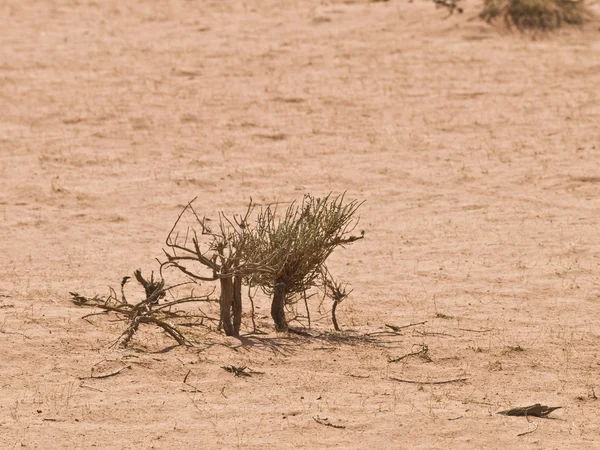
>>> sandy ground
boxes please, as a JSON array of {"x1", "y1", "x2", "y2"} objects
[{"x1": 2, "y1": 0, "x2": 600, "y2": 448}]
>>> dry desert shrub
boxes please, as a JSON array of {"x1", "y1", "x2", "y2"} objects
[
  {"x1": 160, "y1": 199, "x2": 262, "y2": 337},
  {"x1": 480, "y1": 0, "x2": 591, "y2": 30},
  {"x1": 161, "y1": 193, "x2": 364, "y2": 335},
  {"x1": 244, "y1": 193, "x2": 364, "y2": 331},
  {"x1": 74, "y1": 193, "x2": 364, "y2": 344}
]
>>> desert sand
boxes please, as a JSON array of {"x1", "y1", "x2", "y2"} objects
[{"x1": 1, "y1": 0, "x2": 600, "y2": 448}]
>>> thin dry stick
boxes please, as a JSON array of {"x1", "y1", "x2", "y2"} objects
[
  {"x1": 247, "y1": 284, "x2": 258, "y2": 333},
  {"x1": 221, "y1": 365, "x2": 252, "y2": 377},
  {"x1": 331, "y1": 299, "x2": 340, "y2": 331},
  {"x1": 79, "y1": 365, "x2": 131, "y2": 380},
  {"x1": 517, "y1": 421, "x2": 539, "y2": 437},
  {"x1": 181, "y1": 369, "x2": 202, "y2": 393},
  {"x1": 388, "y1": 344, "x2": 430, "y2": 363},
  {"x1": 81, "y1": 311, "x2": 109, "y2": 321},
  {"x1": 303, "y1": 290, "x2": 311, "y2": 329},
  {"x1": 79, "y1": 383, "x2": 103, "y2": 392},
  {"x1": 389, "y1": 376, "x2": 468, "y2": 385},
  {"x1": 385, "y1": 321, "x2": 427, "y2": 332},
  {"x1": 415, "y1": 330, "x2": 456, "y2": 337},
  {"x1": 313, "y1": 416, "x2": 346, "y2": 429},
  {"x1": 0, "y1": 330, "x2": 31, "y2": 339}
]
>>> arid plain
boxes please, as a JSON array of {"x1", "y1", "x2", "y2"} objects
[{"x1": 1, "y1": 0, "x2": 600, "y2": 448}]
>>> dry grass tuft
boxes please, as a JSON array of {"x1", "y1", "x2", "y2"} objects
[{"x1": 480, "y1": 0, "x2": 592, "y2": 30}]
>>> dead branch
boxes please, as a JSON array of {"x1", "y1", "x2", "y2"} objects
[
  {"x1": 72, "y1": 273, "x2": 215, "y2": 348},
  {"x1": 160, "y1": 198, "x2": 263, "y2": 336}
]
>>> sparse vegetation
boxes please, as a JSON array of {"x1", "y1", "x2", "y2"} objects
[
  {"x1": 160, "y1": 199, "x2": 260, "y2": 337},
  {"x1": 244, "y1": 193, "x2": 364, "y2": 331},
  {"x1": 480, "y1": 0, "x2": 591, "y2": 30},
  {"x1": 73, "y1": 193, "x2": 364, "y2": 344},
  {"x1": 70, "y1": 269, "x2": 217, "y2": 347}
]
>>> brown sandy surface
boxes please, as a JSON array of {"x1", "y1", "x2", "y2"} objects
[{"x1": 2, "y1": 0, "x2": 600, "y2": 448}]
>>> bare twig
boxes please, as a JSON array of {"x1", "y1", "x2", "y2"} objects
[
  {"x1": 72, "y1": 276, "x2": 213, "y2": 348},
  {"x1": 79, "y1": 365, "x2": 131, "y2": 380},
  {"x1": 385, "y1": 321, "x2": 427, "y2": 332},
  {"x1": 321, "y1": 267, "x2": 353, "y2": 331},
  {"x1": 389, "y1": 376, "x2": 468, "y2": 385},
  {"x1": 247, "y1": 284, "x2": 258, "y2": 333},
  {"x1": 414, "y1": 330, "x2": 456, "y2": 337},
  {"x1": 81, "y1": 311, "x2": 109, "y2": 320},
  {"x1": 313, "y1": 416, "x2": 346, "y2": 429},
  {"x1": 78, "y1": 383, "x2": 104, "y2": 392},
  {"x1": 388, "y1": 344, "x2": 431, "y2": 363},
  {"x1": 0, "y1": 329, "x2": 31, "y2": 339},
  {"x1": 517, "y1": 421, "x2": 539, "y2": 436},
  {"x1": 221, "y1": 365, "x2": 252, "y2": 377}
]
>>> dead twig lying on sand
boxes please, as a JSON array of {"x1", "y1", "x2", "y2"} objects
[
  {"x1": 497, "y1": 404, "x2": 562, "y2": 417},
  {"x1": 221, "y1": 365, "x2": 265, "y2": 377},
  {"x1": 313, "y1": 416, "x2": 346, "y2": 429},
  {"x1": 517, "y1": 422, "x2": 539, "y2": 437},
  {"x1": 496, "y1": 405, "x2": 561, "y2": 438},
  {"x1": 388, "y1": 344, "x2": 431, "y2": 363},
  {"x1": 390, "y1": 376, "x2": 468, "y2": 385},
  {"x1": 221, "y1": 365, "x2": 252, "y2": 377},
  {"x1": 78, "y1": 365, "x2": 131, "y2": 380},
  {"x1": 385, "y1": 321, "x2": 427, "y2": 332}
]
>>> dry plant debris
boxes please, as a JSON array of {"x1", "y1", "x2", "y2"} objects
[
  {"x1": 385, "y1": 321, "x2": 427, "y2": 332},
  {"x1": 320, "y1": 267, "x2": 353, "y2": 332},
  {"x1": 78, "y1": 365, "x2": 131, "y2": 380},
  {"x1": 497, "y1": 404, "x2": 562, "y2": 417},
  {"x1": 220, "y1": 365, "x2": 264, "y2": 377},
  {"x1": 313, "y1": 415, "x2": 346, "y2": 429},
  {"x1": 480, "y1": 0, "x2": 592, "y2": 30},
  {"x1": 71, "y1": 269, "x2": 217, "y2": 347},
  {"x1": 388, "y1": 344, "x2": 432, "y2": 363},
  {"x1": 74, "y1": 194, "x2": 364, "y2": 339},
  {"x1": 389, "y1": 376, "x2": 468, "y2": 385},
  {"x1": 244, "y1": 193, "x2": 364, "y2": 331},
  {"x1": 434, "y1": 0, "x2": 464, "y2": 15}
]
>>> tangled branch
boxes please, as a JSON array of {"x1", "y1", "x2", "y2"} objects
[{"x1": 71, "y1": 270, "x2": 217, "y2": 347}]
